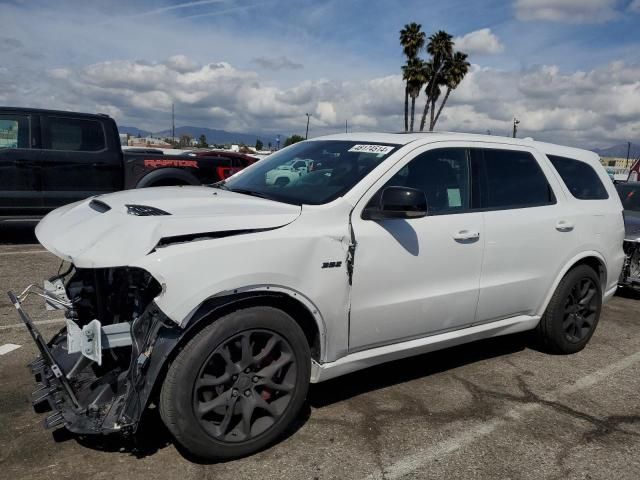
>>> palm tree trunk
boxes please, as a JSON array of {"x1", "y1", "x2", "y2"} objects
[
  {"x1": 432, "y1": 88, "x2": 451, "y2": 130},
  {"x1": 429, "y1": 98, "x2": 437, "y2": 131},
  {"x1": 419, "y1": 96, "x2": 430, "y2": 131},
  {"x1": 420, "y1": 77, "x2": 438, "y2": 131},
  {"x1": 404, "y1": 84, "x2": 409, "y2": 132},
  {"x1": 410, "y1": 96, "x2": 416, "y2": 131}
]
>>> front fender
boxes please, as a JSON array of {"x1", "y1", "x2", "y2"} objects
[{"x1": 134, "y1": 223, "x2": 353, "y2": 363}]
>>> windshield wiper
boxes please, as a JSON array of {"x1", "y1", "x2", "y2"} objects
[
  {"x1": 210, "y1": 181, "x2": 229, "y2": 190},
  {"x1": 228, "y1": 188, "x2": 274, "y2": 200}
]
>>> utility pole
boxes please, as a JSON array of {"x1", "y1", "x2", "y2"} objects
[
  {"x1": 626, "y1": 141, "x2": 631, "y2": 168},
  {"x1": 171, "y1": 103, "x2": 175, "y2": 144},
  {"x1": 305, "y1": 113, "x2": 311, "y2": 139},
  {"x1": 345, "y1": 119, "x2": 348, "y2": 134},
  {"x1": 512, "y1": 117, "x2": 520, "y2": 138}
]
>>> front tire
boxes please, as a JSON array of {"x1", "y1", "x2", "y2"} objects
[
  {"x1": 160, "y1": 306, "x2": 311, "y2": 461},
  {"x1": 535, "y1": 265, "x2": 602, "y2": 354}
]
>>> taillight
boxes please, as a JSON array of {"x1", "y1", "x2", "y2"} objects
[{"x1": 216, "y1": 167, "x2": 241, "y2": 179}]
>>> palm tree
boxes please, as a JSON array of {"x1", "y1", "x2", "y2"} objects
[
  {"x1": 402, "y1": 59, "x2": 428, "y2": 131},
  {"x1": 399, "y1": 23, "x2": 425, "y2": 132},
  {"x1": 431, "y1": 52, "x2": 470, "y2": 130},
  {"x1": 419, "y1": 30, "x2": 453, "y2": 131}
]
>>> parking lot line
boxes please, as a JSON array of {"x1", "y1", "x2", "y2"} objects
[
  {"x1": 0, "y1": 344, "x2": 21, "y2": 355},
  {"x1": 0, "y1": 318, "x2": 65, "y2": 330},
  {"x1": 364, "y1": 349, "x2": 640, "y2": 480},
  {"x1": 0, "y1": 250, "x2": 48, "y2": 255}
]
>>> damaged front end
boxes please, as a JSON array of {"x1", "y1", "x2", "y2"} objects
[
  {"x1": 620, "y1": 239, "x2": 640, "y2": 288},
  {"x1": 8, "y1": 266, "x2": 180, "y2": 435}
]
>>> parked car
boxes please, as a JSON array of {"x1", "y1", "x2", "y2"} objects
[
  {"x1": 616, "y1": 181, "x2": 640, "y2": 289},
  {"x1": 10, "y1": 133, "x2": 625, "y2": 461},
  {"x1": 0, "y1": 107, "x2": 253, "y2": 221},
  {"x1": 193, "y1": 150, "x2": 259, "y2": 180},
  {"x1": 265, "y1": 158, "x2": 313, "y2": 185}
]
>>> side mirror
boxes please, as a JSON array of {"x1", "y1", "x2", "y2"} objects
[{"x1": 363, "y1": 186, "x2": 428, "y2": 220}]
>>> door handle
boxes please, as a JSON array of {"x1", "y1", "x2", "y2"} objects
[
  {"x1": 453, "y1": 230, "x2": 480, "y2": 241},
  {"x1": 555, "y1": 220, "x2": 574, "y2": 232}
]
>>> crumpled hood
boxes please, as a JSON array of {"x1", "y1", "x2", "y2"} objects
[
  {"x1": 35, "y1": 186, "x2": 301, "y2": 268},
  {"x1": 624, "y1": 211, "x2": 640, "y2": 241}
]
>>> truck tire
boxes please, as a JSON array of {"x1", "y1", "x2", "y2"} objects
[
  {"x1": 136, "y1": 168, "x2": 200, "y2": 188},
  {"x1": 159, "y1": 306, "x2": 311, "y2": 461},
  {"x1": 535, "y1": 264, "x2": 602, "y2": 354}
]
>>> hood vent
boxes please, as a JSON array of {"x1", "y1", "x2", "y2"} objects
[
  {"x1": 90, "y1": 199, "x2": 111, "y2": 213},
  {"x1": 126, "y1": 204, "x2": 171, "y2": 216}
]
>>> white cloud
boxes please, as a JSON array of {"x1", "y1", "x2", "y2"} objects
[
  {"x1": 315, "y1": 101, "x2": 337, "y2": 125},
  {"x1": 165, "y1": 55, "x2": 200, "y2": 73},
  {"x1": 630, "y1": 0, "x2": 640, "y2": 11},
  {"x1": 514, "y1": 0, "x2": 619, "y2": 23},
  {"x1": 454, "y1": 28, "x2": 504, "y2": 55},
  {"x1": 32, "y1": 55, "x2": 640, "y2": 148},
  {"x1": 253, "y1": 55, "x2": 303, "y2": 71}
]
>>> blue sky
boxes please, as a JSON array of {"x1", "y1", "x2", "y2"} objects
[{"x1": 1, "y1": 0, "x2": 640, "y2": 147}]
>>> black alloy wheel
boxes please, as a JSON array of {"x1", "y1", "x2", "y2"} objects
[
  {"x1": 160, "y1": 306, "x2": 311, "y2": 461},
  {"x1": 562, "y1": 277, "x2": 598, "y2": 344},
  {"x1": 536, "y1": 264, "x2": 602, "y2": 354},
  {"x1": 193, "y1": 329, "x2": 297, "y2": 442}
]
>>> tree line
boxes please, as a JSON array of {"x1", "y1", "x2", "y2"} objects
[{"x1": 400, "y1": 23, "x2": 470, "y2": 132}]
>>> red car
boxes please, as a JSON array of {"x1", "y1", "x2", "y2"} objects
[{"x1": 193, "y1": 150, "x2": 259, "y2": 180}]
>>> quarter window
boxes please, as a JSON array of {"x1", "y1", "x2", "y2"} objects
[
  {"x1": 42, "y1": 116, "x2": 106, "y2": 152},
  {"x1": 0, "y1": 115, "x2": 29, "y2": 149},
  {"x1": 379, "y1": 148, "x2": 470, "y2": 214},
  {"x1": 477, "y1": 149, "x2": 555, "y2": 209},
  {"x1": 548, "y1": 155, "x2": 609, "y2": 200}
]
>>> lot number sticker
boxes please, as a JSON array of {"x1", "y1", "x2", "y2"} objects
[{"x1": 348, "y1": 144, "x2": 395, "y2": 155}]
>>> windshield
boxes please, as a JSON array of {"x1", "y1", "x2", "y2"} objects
[
  {"x1": 617, "y1": 183, "x2": 640, "y2": 212},
  {"x1": 219, "y1": 140, "x2": 400, "y2": 205}
]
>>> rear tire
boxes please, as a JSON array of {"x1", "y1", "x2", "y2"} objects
[
  {"x1": 159, "y1": 306, "x2": 310, "y2": 461},
  {"x1": 535, "y1": 265, "x2": 602, "y2": 354}
]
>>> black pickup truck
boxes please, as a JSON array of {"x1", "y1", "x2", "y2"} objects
[{"x1": 0, "y1": 107, "x2": 257, "y2": 221}]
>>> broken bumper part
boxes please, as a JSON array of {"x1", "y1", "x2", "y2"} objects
[
  {"x1": 7, "y1": 290, "x2": 176, "y2": 436},
  {"x1": 8, "y1": 290, "x2": 80, "y2": 411}
]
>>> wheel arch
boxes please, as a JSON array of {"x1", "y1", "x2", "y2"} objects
[
  {"x1": 140, "y1": 288, "x2": 325, "y2": 412},
  {"x1": 185, "y1": 288, "x2": 326, "y2": 362},
  {"x1": 539, "y1": 251, "x2": 607, "y2": 316},
  {"x1": 136, "y1": 167, "x2": 200, "y2": 188}
]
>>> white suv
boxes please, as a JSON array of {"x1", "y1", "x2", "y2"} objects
[{"x1": 12, "y1": 133, "x2": 626, "y2": 461}]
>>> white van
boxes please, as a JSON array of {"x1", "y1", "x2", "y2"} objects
[{"x1": 11, "y1": 132, "x2": 626, "y2": 460}]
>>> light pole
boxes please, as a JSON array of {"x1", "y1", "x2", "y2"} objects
[
  {"x1": 512, "y1": 117, "x2": 520, "y2": 138},
  {"x1": 305, "y1": 113, "x2": 311, "y2": 139}
]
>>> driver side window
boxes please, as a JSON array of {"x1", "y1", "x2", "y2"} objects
[{"x1": 369, "y1": 148, "x2": 471, "y2": 215}]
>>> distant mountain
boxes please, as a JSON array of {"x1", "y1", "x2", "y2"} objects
[
  {"x1": 118, "y1": 126, "x2": 152, "y2": 137},
  {"x1": 593, "y1": 144, "x2": 640, "y2": 159},
  {"x1": 154, "y1": 126, "x2": 266, "y2": 145}
]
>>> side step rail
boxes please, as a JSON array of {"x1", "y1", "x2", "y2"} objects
[{"x1": 7, "y1": 290, "x2": 80, "y2": 409}]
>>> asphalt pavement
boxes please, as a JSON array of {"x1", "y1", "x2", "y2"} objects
[{"x1": 1, "y1": 223, "x2": 639, "y2": 480}]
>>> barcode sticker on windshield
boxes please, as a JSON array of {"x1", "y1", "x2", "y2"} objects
[{"x1": 348, "y1": 144, "x2": 395, "y2": 155}]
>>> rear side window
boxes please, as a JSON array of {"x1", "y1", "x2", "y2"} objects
[
  {"x1": 0, "y1": 114, "x2": 30, "y2": 149},
  {"x1": 548, "y1": 155, "x2": 609, "y2": 200},
  {"x1": 42, "y1": 116, "x2": 106, "y2": 152},
  {"x1": 476, "y1": 149, "x2": 555, "y2": 209}
]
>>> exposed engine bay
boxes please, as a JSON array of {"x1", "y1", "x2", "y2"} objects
[
  {"x1": 621, "y1": 240, "x2": 640, "y2": 288},
  {"x1": 9, "y1": 265, "x2": 180, "y2": 434}
]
